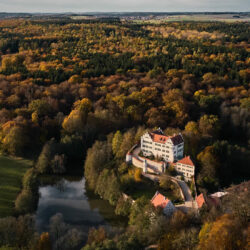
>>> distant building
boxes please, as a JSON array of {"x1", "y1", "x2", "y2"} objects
[
  {"x1": 196, "y1": 193, "x2": 206, "y2": 209},
  {"x1": 210, "y1": 191, "x2": 227, "y2": 198},
  {"x1": 151, "y1": 191, "x2": 176, "y2": 216},
  {"x1": 140, "y1": 128, "x2": 184, "y2": 162},
  {"x1": 174, "y1": 156, "x2": 195, "y2": 179},
  {"x1": 196, "y1": 192, "x2": 227, "y2": 209}
]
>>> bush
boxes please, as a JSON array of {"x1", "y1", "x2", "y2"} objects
[
  {"x1": 159, "y1": 175, "x2": 173, "y2": 190},
  {"x1": 22, "y1": 168, "x2": 39, "y2": 191},
  {"x1": 0, "y1": 215, "x2": 37, "y2": 249},
  {"x1": 115, "y1": 196, "x2": 132, "y2": 216},
  {"x1": 51, "y1": 154, "x2": 66, "y2": 174},
  {"x1": 134, "y1": 168, "x2": 142, "y2": 182},
  {"x1": 15, "y1": 190, "x2": 35, "y2": 214},
  {"x1": 15, "y1": 168, "x2": 39, "y2": 214},
  {"x1": 36, "y1": 141, "x2": 53, "y2": 174}
]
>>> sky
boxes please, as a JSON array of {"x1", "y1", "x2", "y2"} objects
[{"x1": 0, "y1": 0, "x2": 249, "y2": 13}]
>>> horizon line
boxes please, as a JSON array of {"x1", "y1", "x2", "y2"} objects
[{"x1": 1, "y1": 11, "x2": 250, "y2": 14}]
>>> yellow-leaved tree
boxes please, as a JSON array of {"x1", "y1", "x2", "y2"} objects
[
  {"x1": 62, "y1": 98, "x2": 92, "y2": 134},
  {"x1": 38, "y1": 232, "x2": 52, "y2": 250},
  {"x1": 198, "y1": 214, "x2": 247, "y2": 250}
]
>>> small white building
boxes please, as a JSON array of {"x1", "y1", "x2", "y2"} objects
[
  {"x1": 175, "y1": 156, "x2": 195, "y2": 179},
  {"x1": 140, "y1": 128, "x2": 184, "y2": 162},
  {"x1": 151, "y1": 191, "x2": 176, "y2": 216}
]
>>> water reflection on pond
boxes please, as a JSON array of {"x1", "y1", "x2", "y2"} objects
[{"x1": 36, "y1": 177, "x2": 127, "y2": 234}]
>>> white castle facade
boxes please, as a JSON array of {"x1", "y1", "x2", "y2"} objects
[
  {"x1": 126, "y1": 128, "x2": 195, "y2": 180},
  {"x1": 140, "y1": 128, "x2": 184, "y2": 162}
]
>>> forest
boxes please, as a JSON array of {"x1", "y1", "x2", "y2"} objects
[{"x1": 0, "y1": 18, "x2": 249, "y2": 249}]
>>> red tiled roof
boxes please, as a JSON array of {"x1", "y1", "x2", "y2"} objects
[
  {"x1": 151, "y1": 192, "x2": 170, "y2": 208},
  {"x1": 150, "y1": 133, "x2": 170, "y2": 144},
  {"x1": 196, "y1": 193, "x2": 205, "y2": 208},
  {"x1": 148, "y1": 129, "x2": 183, "y2": 145},
  {"x1": 177, "y1": 156, "x2": 194, "y2": 167}
]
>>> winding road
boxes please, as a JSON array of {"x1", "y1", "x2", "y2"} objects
[
  {"x1": 132, "y1": 145, "x2": 198, "y2": 211},
  {"x1": 142, "y1": 172, "x2": 198, "y2": 211}
]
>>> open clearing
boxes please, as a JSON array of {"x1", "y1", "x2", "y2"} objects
[
  {"x1": 0, "y1": 155, "x2": 33, "y2": 217},
  {"x1": 134, "y1": 14, "x2": 250, "y2": 23}
]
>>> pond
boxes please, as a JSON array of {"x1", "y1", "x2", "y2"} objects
[{"x1": 35, "y1": 176, "x2": 127, "y2": 236}]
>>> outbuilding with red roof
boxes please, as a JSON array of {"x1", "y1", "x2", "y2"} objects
[
  {"x1": 151, "y1": 191, "x2": 176, "y2": 216},
  {"x1": 175, "y1": 156, "x2": 195, "y2": 180}
]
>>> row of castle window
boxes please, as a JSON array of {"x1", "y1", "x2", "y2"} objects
[
  {"x1": 143, "y1": 140, "x2": 152, "y2": 144},
  {"x1": 177, "y1": 163, "x2": 193, "y2": 169},
  {"x1": 162, "y1": 150, "x2": 170, "y2": 153},
  {"x1": 143, "y1": 140, "x2": 172, "y2": 148},
  {"x1": 177, "y1": 167, "x2": 194, "y2": 173},
  {"x1": 155, "y1": 143, "x2": 171, "y2": 149},
  {"x1": 143, "y1": 141, "x2": 183, "y2": 151},
  {"x1": 142, "y1": 149, "x2": 152, "y2": 154},
  {"x1": 154, "y1": 147, "x2": 171, "y2": 153}
]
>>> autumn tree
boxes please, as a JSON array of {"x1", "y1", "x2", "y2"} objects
[
  {"x1": 197, "y1": 145, "x2": 219, "y2": 191},
  {"x1": 134, "y1": 168, "x2": 142, "y2": 182},
  {"x1": 84, "y1": 140, "x2": 112, "y2": 189},
  {"x1": 198, "y1": 114, "x2": 220, "y2": 137},
  {"x1": 87, "y1": 227, "x2": 107, "y2": 245},
  {"x1": 198, "y1": 214, "x2": 247, "y2": 250},
  {"x1": 1, "y1": 124, "x2": 29, "y2": 156},
  {"x1": 116, "y1": 129, "x2": 135, "y2": 158},
  {"x1": 28, "y1": 99, "x2": 52, "y2": 117},
  {"x1": 159, "y1": 175, "x2": 173, "y2": 190},
  {"x1": 112, "y1": 130, "x2": 123, "y2": 156},
  {"x1": 38, "y1": 232, "x2": 52, "y2": 250},
  {"x1": 62, "y1": 98, "x2": 92, "y2": 134},
  {"x1": 162, "y1": 89, "x2": 189, "y2": 126}
]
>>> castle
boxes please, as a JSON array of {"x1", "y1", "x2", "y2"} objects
[
  {"x1": 140, "y1": 128, "x2": 184, "y2": 162},
  {"x1": 126, "y1": 128, "x2": 195, "y2": 180}
]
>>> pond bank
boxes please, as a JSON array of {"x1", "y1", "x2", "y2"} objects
[{"x1": 35, "y1": 176, "x2": 128, "y2": 237}]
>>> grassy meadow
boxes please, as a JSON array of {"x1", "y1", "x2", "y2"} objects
[{"x1": 0, "y1": 155, "x2": 33, "y2": 217}]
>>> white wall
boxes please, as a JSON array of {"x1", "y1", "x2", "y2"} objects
[
  {"x1": 175, "y1": 163, "x2": 194, "y2": 179},
  {"x1": 141, "y1": 133, "x2": 184, "y2": 163}
]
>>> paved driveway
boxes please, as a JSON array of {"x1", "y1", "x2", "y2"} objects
[
  {"x1": 177, "y1": 180, "x2": 192, "y2": 202},
  {"x1": 142, "y1": 173, "x2": 198, "y2": 210},
  {"x1": 131, "y1": 146, "x2": 198, "y2": 211}
]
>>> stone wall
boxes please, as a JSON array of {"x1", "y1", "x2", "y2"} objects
[{"x1": 126, "y1": 145, "x2": 166, "y2": 174}]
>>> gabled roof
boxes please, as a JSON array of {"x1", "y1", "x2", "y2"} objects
[
  {"x1": 170, "y1": 134, "x2": 184, "y2": 145},
  {"x1": 177, "y1": 156, "x2": 194, "y2": 167},
  {"x1": 151, "y1": 128, "x2": 164, "y2": 135},
  {"x1": 144, "y1": 128, "x2": 183, "y2": 145},
  {"x1": 196, "y1": 193, "x2": 205, "y2": 208},
  {"x1": 151, "y1": 191, "x2": 171, "y2": 209},
  {"x1": 150, "y1": 133, "x2": 170, "y2": 144}
]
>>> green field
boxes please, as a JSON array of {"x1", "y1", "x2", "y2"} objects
[{"x1": 0, "y1": 155, "x2": 33, "y2": 217}]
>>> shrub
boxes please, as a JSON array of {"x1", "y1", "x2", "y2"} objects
[{"x1": 15, "y1": 190, "x2": 34, "y2": 214}]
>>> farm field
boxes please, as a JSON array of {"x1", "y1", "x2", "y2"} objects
[
  {"x1": 134, "y1": 14, "x2": 250, "y2": 23},
  {"x1": 0, "y1": 155, "x2": 33, "y2": 217}
]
